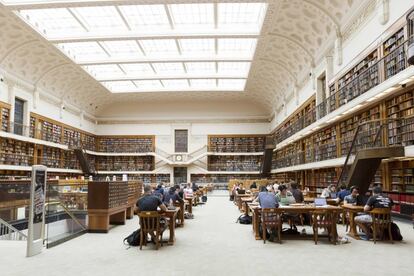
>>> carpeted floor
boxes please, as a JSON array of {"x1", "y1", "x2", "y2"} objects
[{"x1": 1, "y1": 190, "x2": 413, "y2": 276}]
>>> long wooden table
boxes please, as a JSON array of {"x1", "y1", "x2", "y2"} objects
[
  {"x1": 159, "y1": 208, "x2": 179, "y2": 245},
  {"x1": 235, "y1": 193, "x2": 253, "y2": 210},
  {"x1": 249, "y1": 203, "x2": 342, "y2": 242},
  {"x1": 241, "y1": 197, "x2": 254, "y2": 215},
  {"x1": 342, "y1": 204, "x2": 365, "y2": 240}
]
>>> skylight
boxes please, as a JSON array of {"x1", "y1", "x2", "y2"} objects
[{"x1": 8, "y1": 2, "x2": 268, "y2": 93}]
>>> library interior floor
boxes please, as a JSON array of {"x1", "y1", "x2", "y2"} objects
[
  {"x1": 1, "y1": 1, "x2": 414, "y2": 275},
  {"x1": 1, "y1": 191, "x2": 413, "y2": 276}
]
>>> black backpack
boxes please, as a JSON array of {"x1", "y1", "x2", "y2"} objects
[
  {"x1": 385, "y1": 222, "x2": 403, "y2": 241},
  {"x1": 202, "y1": 195, "x2": 207, "y2": 202},
  {"x1": 236, "y1": 214, "x2": 252, "y2": 224},
  {"x1": 123, "y1": 229, "x2": 141, "y2": 246}
]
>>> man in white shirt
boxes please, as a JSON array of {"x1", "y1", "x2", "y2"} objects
[{"x1": 183, "y1": 183, "x2": 194, "y2": 198}]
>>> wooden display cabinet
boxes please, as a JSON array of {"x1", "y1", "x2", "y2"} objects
[{"x1": 87, "y1": 181, "x2": 128, "y2": 233}]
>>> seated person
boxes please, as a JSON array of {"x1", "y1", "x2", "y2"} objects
[
  {"x1": 163, "y1": 187, "x2": 184, "y2": 207},
  {"x1": 183, "y1": 183, "x2": 194, "y2": 198},
  {"x1": 321, "y1": 184, "x2": 336, "y2": 198},
  {"x1": 191, "y1": 182, "x2": 199, "y2": 192},
  {"x1": 276, "y1": 185, "x2": 296, "y2": 206},
  {"x1": 337, "y1": 184, "x2": 351, "y2": 203},
  {"x1": 354, "y1": 186, "x2": 393, "y2": 239},
  {"x1": 344, "y1": 186, "x2": 363, "y2": 205},
  {"x1": 250, "y1": 181, "x2": 257, "y2": 190},
  {"x1": 174, "y1": 184, "x2": 184, "y2": 199},
  {"x1": 289, "y1": 182, "x2": 304, "y2": 203},
  {"x1": 136, "y1": 185, "x2": 168, "y2": 232},
  {"x1": 254, "y1": 186, "x2": 278, "y2": 208},
  {"x1": 153, "y1": 184, "x2": 164, "y2": 200}
]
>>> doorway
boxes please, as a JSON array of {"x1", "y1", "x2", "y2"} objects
[{"x1": 174, "y1": 167, "x2": 187, "y2": 184}]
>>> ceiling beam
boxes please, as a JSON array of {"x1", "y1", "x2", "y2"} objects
[
  {"x1": 109, "y1": 87, "x2": 245, "y2": 94},
  {"x1": 78, "y1": 56, "x2": 252, "y2": 65},
  {"x1": 4, "y1": 0, "x2": 260, "y2": 10},
  {"x1": 96, "y1": 74, "x2": 248, "y2": 82},
  {"x1": 48, "y1": 32, "x2": 258, "y2": 43}
]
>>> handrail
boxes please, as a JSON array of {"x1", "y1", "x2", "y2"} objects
[
  {"x1": 0, "y1": 217, "x2": 27, "y2": 241},
  {"x1": 45, "y1": 201, "x2": 86, "y2": 231},
  {"x1": 336, "y1": 118, "x2": 403, "y2": 186}
]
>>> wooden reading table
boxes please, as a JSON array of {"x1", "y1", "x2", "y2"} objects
[
  {"x1": 185, "y1": 197, "x2": 193, "y2": 214},
  {"x1": 235, "y1": 193, "x2": 253, "y2": 211},
  {"x1": 241, "y1": 197, "x2": 254, "y2": 215},
  {"x1": 342, "y1": 204, "x2": 365, "y2": 240},
  {"x1": 159, "y1": 207, "x2": 179, "y2": 245}
]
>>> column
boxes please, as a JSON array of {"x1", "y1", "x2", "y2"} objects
[{"x1": 378, "y1": 0, "x2": 389, "y2": 25}]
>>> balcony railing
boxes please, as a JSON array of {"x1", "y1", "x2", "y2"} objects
[{"x1": 274, "y1": 39, "x2": 412, "y2": 145}]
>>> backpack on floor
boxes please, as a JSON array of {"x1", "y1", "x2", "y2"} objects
[
  {"x1": 202, "y1": 195, "x2": 207, "y2": 202},
  {"x1": 236, "y1": 214, "x2": 252, "y2": 224},
  {"x1": 123, "y1": 229, "x2": 141, "y2": 247},
  {"x1": 384, "y1": 222, "x2": 403, "y2": 241},
  {"x1": 229, "y1": 195, "x2": 234, "y2": 201}
]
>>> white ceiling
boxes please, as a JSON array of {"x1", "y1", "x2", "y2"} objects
[{"x1": 0, "y1": 0, "x2": 367, "y2": 117}]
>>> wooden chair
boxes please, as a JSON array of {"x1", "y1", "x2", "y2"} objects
[
  {"x1": 261, "y1": 208, "x2": 283, "y2": 244},
  {"x1": 138, "y1": 211, "x2": 164, "y2": 250},
  {"x1": 370, "y1": 208, "x2": 393, "y2": 244},
  {"x1": 311, "y1": 210, "x2": 337, "y2": 245}
]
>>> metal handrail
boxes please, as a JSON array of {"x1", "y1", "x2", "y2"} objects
[
  {"x1": 45, "y1": 201, "x2": 86, "y2": 231},
  {"x1": 336, "y1": 118, "x2": 403, "y2": 186},
  {"x1": 0, "y1": 217, "x2": 27, "y2": 241}
]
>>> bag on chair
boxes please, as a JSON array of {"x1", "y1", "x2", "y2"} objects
[{"x1": 123, "y1": 229, "x2": 141, "y2": 246}]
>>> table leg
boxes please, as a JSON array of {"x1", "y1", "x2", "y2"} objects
[
  {"x1": 244, "y1": 202, "x2": 249, "y2": 216},
  {"x1": 254, "y1": 210, "x2": 261, "y2": 240},
  {"x1": 168, "y1": 214, "x2": 176, "y2": 245},
  {"x1": 347, "y1": 211, "x2": 360, "y2": 240}
]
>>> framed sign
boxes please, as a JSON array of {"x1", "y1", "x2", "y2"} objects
[{"x1": 27, "y1": 165, "x2": 47, "y2": 257}]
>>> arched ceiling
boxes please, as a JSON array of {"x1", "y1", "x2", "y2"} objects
[{"x1": 0, "y1": 0, "x2": 369, "y2": 117}]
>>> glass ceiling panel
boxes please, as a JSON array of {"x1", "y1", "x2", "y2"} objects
[
  {"x1": 169, "y1": 4, "x2": 214, "y2": 29},
  {"x1": 161, "y1": 79, "x2": 189, "y2": 89},
  {"x1": 101, "y1": 40, "x2": 143, "y2": 57},
  {"x1": 57, "y1": 42, "x2": 108, "y2": 60},
  {"x1": 218, "y1": 79, "x2": 246, "y2": 90},
  {"x1": 179, "y1": 39, "x2": 215, "y2": 56},
  {"x1": 102, "y1": 81, "x2": 136, "y2": 92},
  {"x1": 118, "y1": 5, "x2": 170, "y2": 31},
  {"x1": 139, "y1": 39, "x2": 179, "y2": 56},
  {"x1": 218, "y1": 62, "x2": 251, "y2": 75},
  {"x1": 218, "y1": 38, "x2": 257, "y2": 58},
  {"x1": 133, "y1": 80, "x2": 163, "y2": 90},
  {"x1": 152, "y1": 63, "x2": 184, "y2": 75},
  {"x1": 190, "y1": 79, "x2": 217, "y2": 88},
  {"x1": 19, "y1": 8, "x2": 85, "y2": 36},
  {"x1": 218, "y1": 3, "x2": 267, "y2": 30},
  {"x1": 71, "y1": 6, "x2": 126, "y2": 32},
  {"x1": 83, "y1": 65, "x2": 125, "y2": 78},
  {"x1": 185, "y1": 62, "x2": 216, "y2": 74},
  {"x1": 120, "y1": 64, "x2": 154, "y2": 75}
]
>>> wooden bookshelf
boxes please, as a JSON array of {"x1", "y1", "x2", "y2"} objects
[
  {"x1": 97, "y1": 136, "x2": 155, "y2": 153},
  {"x1": 38, "y1": 146, "x2": 62, "y2": 168},
  {"x1": 269, "y1": 172, "x2": 299, "y2": 184},
  {"x1": 208, "y1": 135, "x2": 265, "y2": 153},
  {"x1": 208, "y1": 155, "x2": 261, "y2": 171},
  {"x1": 0, "y1": 138, "x2": 34, "y2": 166},
  {"x1": 337, "y1": 50, "x2": 379, "y2": 107},
  {"x1": 95, "y1": 156, "x2": 154, "y2": 171},
  {"x1": 0, "y1": 102, "x2": 10, "y2": 132},
  {"x1": 386, "y1": 91, "x2": 414, "y2": 145},
  {"x1": 190, "y1": 174, "x2": 259, "y2": 184},
  {"x1": 303, "y1": 168, "x2": 339, "y2": 195},
  {"x1": 313, "y1": 126, "x2": 337, "y2": 162},
  {"x1": 383, "y1": 27, "x2": 406, "y2": 79}
]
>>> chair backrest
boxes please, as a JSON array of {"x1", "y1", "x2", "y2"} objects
[
  {"x1": 370, "y1": 208, "x2": 392, "y2": 225},
  {"x1": 261, "y1": 208, "x2": 282, "y2": 224},
  {"x1": 138, "y1": 211, "x2": 160, "y2": 232}
]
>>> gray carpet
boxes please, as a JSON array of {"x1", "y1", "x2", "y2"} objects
[{"x1": 1, "y1": 190, "x2": 413, "y2": 276}]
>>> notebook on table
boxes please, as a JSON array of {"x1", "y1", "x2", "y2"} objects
[
  {"x1": 238, "y1": 189, "x2": 246, "y2": 194},
  {"x1": 314, "y1": 197, "x2": 327, "y2": 206}
]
